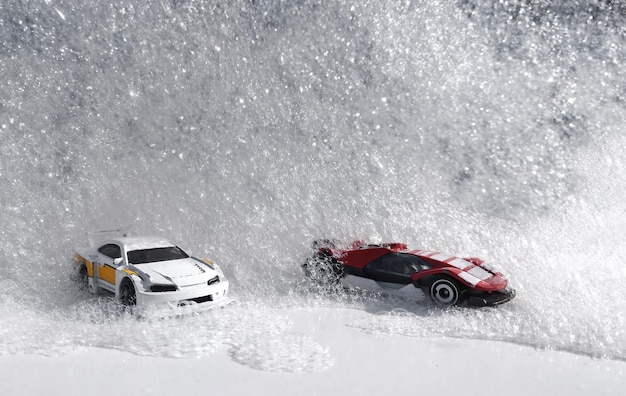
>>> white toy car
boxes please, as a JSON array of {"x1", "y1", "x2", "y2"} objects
[{"x1": 73, "y1": 234, "x2": 229, "y2": 308}]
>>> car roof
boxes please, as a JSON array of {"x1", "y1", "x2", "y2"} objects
[{"x1": 100, "y1": 236, "x2": 176, "y2": 251}]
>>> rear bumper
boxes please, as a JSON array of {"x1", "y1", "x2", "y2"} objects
[{"x1": 466, "y1": 287, "x2": 516, "y2": 307}]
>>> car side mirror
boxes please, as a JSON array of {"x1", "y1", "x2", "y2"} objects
[{"x1": 113, "y1": 257, "x2": 124, "y2": 266}]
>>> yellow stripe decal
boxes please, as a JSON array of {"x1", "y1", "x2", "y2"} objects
[{"x1": 99, "y1": 265, "x2": 116, "y2": 284}]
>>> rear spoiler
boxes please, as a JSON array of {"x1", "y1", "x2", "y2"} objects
[{"x1": 88, "y1": 228, "x2": 132, "y2": 247}]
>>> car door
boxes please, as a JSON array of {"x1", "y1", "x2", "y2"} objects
[
  {"x1": 343, "y1": 253, "x2": 429, "y2": 298},
  {"x1": 96, "y1": 243, "x2": 122, "y2": 289},
  {"x1": 363, "y1": 254, "x2": 410, "y2": 284}
]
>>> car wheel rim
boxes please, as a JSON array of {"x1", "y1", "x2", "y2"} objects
[{"x1": 432, "y1": 280, "x2": 458, "y2": 305}]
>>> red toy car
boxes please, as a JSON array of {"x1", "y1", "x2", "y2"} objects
[{"x1": 302, "y1": 240, "x2": 515, "y2": 307}]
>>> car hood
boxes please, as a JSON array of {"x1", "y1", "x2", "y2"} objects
[
  {"x1": 413, "y1": 251, "x2": 508, "y2": 291},
  {"x1": 139, "y1": 258, "x2": 217, "y2": 287}
]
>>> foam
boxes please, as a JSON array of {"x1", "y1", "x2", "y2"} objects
[{"x1": 0, "y1": 0, "x2": 624, "y2": 363}]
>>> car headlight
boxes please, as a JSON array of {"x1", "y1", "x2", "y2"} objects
[{"x1": 150, "y1": 284, "x2": 178, "y2": 292}]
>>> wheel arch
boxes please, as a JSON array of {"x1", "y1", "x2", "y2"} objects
[
  {"x1": 73, "y1": 253, "x2": 95, "y2": 277},
  {"x1": 414, "y1": 272, "x2": 470, "y2": 304},
  {"x1": 414, "y1": 269, "x2": 473, "y2": 289},
  {"x1": 425, "y1": 274, "x2": 469, "y2": 306},
  {"x1": 117, "y1": 275, "x2": 139, "y2": 306},
  {"x1": 302, "y1": 251, "x2": 345, "y2": 284},
  {"x1": 116, "y1": 274, "x2": 139, "y2": 296}
]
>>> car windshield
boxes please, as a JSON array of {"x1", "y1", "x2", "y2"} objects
[
  {"x1": 388, "y1": 254, "x2": 426, "y2": 273},
  {"x1": 127, "y1": 246, "x2": 189, "y2": 264}
]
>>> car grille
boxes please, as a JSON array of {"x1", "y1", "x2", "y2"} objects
[
  {"x1": 207, "y1": 275, "x2": 220, "y2": 285},
  {"x1": 184, "y1": 294, "x2": 213, "y2": 304}
]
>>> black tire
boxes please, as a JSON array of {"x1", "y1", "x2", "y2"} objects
[
  {"x1": 119, "y1": 279, "x2": 137, "y2": 306},
  {"x1": 429, "y1": 277, "x2": 464, "y2": 306},
  {"x1": 302, "y1": 253, "x2": 343, "y2": 285},
  {"x1": 71, "y1": 264, "x2": 89, "y2": 291}
]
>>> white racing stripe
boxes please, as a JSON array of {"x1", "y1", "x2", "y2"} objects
[
  {"x1": 467, "y1": 265, "x2": 492, "y2": 280},
  {"x1": 415, "y1": 252, "x2": 489, "y2": 285},
  {"x1": 447, "y1": 258, "x2": 470, "y2": 270},
  {"x1": 430, "y1": 253, "x2": 454, "y2": 262},
  {"x1": 457, "y1": 271, "x2": 481, "y2": 286}
]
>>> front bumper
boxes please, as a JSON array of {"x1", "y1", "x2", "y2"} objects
[
  {"x1": 465, "y1": 287, "x2": 516, "y2": 307},
  {"x1": 135, "y1": 279, "x2": 230, "y2": 307}
]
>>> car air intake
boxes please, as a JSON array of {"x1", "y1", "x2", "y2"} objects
[
  {"x1": 186, "y1": 294, "x2": 213, "y2": 304},
  {"x1": 207, "y1": 275, "x2": 220, "y2": 285}
]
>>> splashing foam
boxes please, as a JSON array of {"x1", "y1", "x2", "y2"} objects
[{"x1": 0, "y1": 0, "x2": 624, "y2": 362}]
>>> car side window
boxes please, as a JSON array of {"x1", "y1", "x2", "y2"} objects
[
  {"x1": 364, "y1": 253, "x2": 427, "y2": 284},
  {"x1": 98, "y1": 244, "x2": 122, "y2": 259}
]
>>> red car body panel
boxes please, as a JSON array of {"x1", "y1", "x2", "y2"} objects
[
  {"x1": 323, "y1": 241, "x2": 509, "y2": 293},
  {"x1": 322, "y1": 241, "x2": 407, "y2": 268}
]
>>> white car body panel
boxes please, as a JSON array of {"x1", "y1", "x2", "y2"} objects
[
  {"x1": 74, "y1": 236, "x2": 229, "y2": 308},
  {"x1": 342, "y1": 274, "x2": 426, "y2": 300},
  {"x1": 143, "y1": 258, "x2": 209, "y2": 286}
]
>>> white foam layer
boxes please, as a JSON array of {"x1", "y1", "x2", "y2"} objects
[
  {"x1": 0, "y1": 0, "x2": 624, "y2": 364},
  {"x1": 1, "y1": 307, "x2": 624, "y2": 396}
]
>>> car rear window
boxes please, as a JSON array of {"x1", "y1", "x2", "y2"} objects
[{"x1": 127, "y1": 246, "x2": 189, "y2": 264}]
